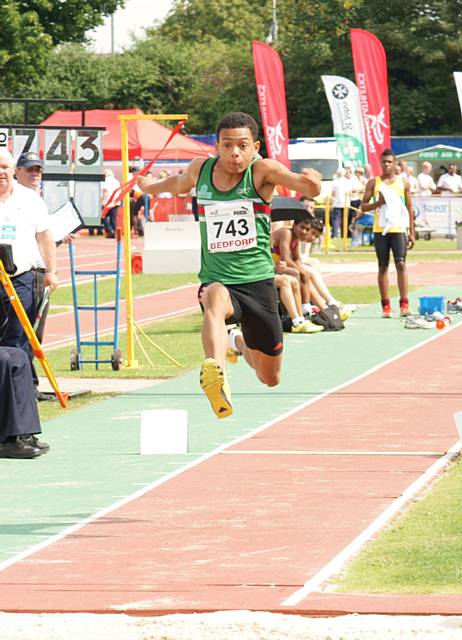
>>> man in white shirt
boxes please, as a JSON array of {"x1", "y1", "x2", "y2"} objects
[
  {"x1": 416, "y1": 161, "x2": 436, "y2": 196},
  {"x1": 14, "y1": 151, "x2": 62, "y2": 402},
  {"x1": 437, "y1": 163, "x2": 462, "y2": 194},
  {"x1": 102, "y1": 169, "x2": 121, "y2": 238},
  {"x1": 331, "y1": 168, "x2": 351, "y2": 238},
  {"x1": 0, "y1": 149, "x2": 57, "y2": 456}
]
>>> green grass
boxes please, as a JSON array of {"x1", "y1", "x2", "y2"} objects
[
  {"x1": 38, "y1": 393, "x2": 115, "y2": 422},
  {"x1": 328, "y1": 285, "x2": 408, "y2": 305},
  {"x1": 46, "y1": 311, "x2": 204, "y2": 378},
  {"x1": 52, "y1": 272, "x2": 198, "y2": 307},
  {"x1": 314, "y1": 238, "x2": 461, "y2": 262},
  {"x1": 333, "y1": 458, "x2": 462, "y2": 594}
]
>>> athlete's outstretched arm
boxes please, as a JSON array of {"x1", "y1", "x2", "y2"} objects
[
  {"x1": 256, "y1": 159, "x2": 321, "y2": 198},
  {"x1": 137, "y1": 158, "x2": 205, "y2": 196}
]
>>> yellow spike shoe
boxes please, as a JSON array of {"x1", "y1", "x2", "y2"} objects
[
  {"x1": 200, "y1": 358, "x2": 233, "y2": 419},
  {"x1": 225, "y1": 347, "x2": 240, "y2": 364}
]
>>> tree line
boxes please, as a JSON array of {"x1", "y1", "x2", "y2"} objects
[{"x1": 1, "y1": 0, "x2": 462, "y2": 138}]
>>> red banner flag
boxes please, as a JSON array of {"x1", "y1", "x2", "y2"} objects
[
  {"x1": 350, "y1": 29, "x2": 391, "y2": 176},
  {"x1": 252, "y1": 41, "x2": 290, "y2": 170}
]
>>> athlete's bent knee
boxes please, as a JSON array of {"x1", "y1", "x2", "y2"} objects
[{"x1": 258, "y1": 371, "x2": 281, "y2": 387}]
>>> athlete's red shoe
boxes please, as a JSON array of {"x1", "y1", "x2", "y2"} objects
[
  {"x1": 399, "y1": 302, "x2": 411, "y2": 317},
  {"x1": 382, "y1": 304, "x2": 393, "y2": 319}
]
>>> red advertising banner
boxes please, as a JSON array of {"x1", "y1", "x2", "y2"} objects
[
  {"x1": 252, "y1": 41, "x2": 290, "y2": 170},
  {"x1": 350, "y1": 29, "x2": 391, "y2": 176}
]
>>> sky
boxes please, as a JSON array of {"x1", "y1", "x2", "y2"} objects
[{"x1": 88, "y1": 0, "x2": 174, "y2": 53}]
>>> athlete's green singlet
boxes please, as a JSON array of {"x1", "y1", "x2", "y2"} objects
[{"x1": 195, "y1": 157, "x2": 274, "y2": 284}]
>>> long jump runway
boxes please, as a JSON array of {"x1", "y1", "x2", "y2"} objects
[{"x1": 1, "y1": 293, "x2": 462, "y2": 615}]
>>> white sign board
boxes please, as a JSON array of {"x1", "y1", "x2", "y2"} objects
[
  {"x1": 0, "y1": 129, "x2": 8, "y2": 148},
  {"x1": 43, "y1": 129, "x2": 72, "y2": 173},
  {"x1": 75, "y1": 129, "x2": 103, "y2": 174},
  {"x1": 12, "y1": 128, "x2": 40, "y2": 160}
]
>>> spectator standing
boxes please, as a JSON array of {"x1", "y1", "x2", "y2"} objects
[
  {"x1": 14, "y1": 152, "x2": 51, "y2": 399},
  {"x1": 364, "y1": 163, "x2": 373, "y2": 180},
  {"x1": 407, "y1": 167, "x2": 418, "y2": 195},
  {"x1": 331, "y1": 168, "x2": 351, "y2": 238},
  {"x1": 437, "y1": 163, "x2": 462, "y2": 194},
  {"x1": 359, "y1": 148, "x2": 414, "y2": 318},
  {"x1": 416, "y1": 161, "x2": 436, "y2": 196},
  {"x1": 398, "y1": 159, "x2": 410, "y2": 179},
  {"x1": 102, "y1": 169, "x2": 121, "y2": 238},
  {"x1": 347, "y1": 166, "x2": 364, "y2": 234},
  {"x1": 0, "y1": 149, "x2": 56, "y2": 452}
]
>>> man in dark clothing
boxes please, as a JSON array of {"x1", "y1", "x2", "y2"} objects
[{"x1": 0, "y1": 346, "x2": 46, "y2": 459}]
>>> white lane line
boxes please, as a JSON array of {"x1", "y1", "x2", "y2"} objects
[
  {"x1": 222, "y1": 450, "x2": 446, "y2": 456},
  {"x1": 281, "y1": 439, "x2": 462, "y2": 607},
  {"x1": 1, "y1": 320, "x2": 460, "y2": 574}
]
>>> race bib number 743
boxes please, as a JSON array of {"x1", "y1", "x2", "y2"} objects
[{"x1": 204, "y1": 200, "x2": 257, "y2": 253}]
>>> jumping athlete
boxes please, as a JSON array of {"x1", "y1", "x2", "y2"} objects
[{"x1": 138, "y1": 112, "x2": 321, "y2": 418}]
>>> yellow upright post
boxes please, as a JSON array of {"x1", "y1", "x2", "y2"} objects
[
  {"x1": 119, "y1": 118, "x2": 137, "y2": 368},
  {"x1": 324, "y1": 198, "x2": 331, "y2": 254},
  {"x1": 342, "y1": 200, "x2": 349, "y2": 251},
  {"x1": 118, "y1": 114, "x2": 188, "y2": 369}
]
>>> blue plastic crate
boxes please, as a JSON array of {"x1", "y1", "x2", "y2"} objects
[{"x1": 418, "y1": 296, "x2": 446, "y2": 315}]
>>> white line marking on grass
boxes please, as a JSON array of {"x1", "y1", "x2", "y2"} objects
[
  {"x1": 1, "y1": 321, "x2": 460, "y2": 574},
  {"x1": 281, "y1": 439, "x2": 462, "y2": 607}
]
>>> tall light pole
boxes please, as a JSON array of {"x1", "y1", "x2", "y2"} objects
[
  {"x1": 266, "y1": 0, "x2": 278, "y2": 46},
  {"x1": 110, "y1": 12, "x2": 115, "y2": 54}
]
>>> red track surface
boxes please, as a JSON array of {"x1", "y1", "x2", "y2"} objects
[{"x1": 1, "y1": 322, "x2": 461, "y2": 614}]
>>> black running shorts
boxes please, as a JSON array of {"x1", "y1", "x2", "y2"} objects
[
  {"x1": 198, "y1": 279, "x2": 283, "y2": 356},
  {"x1": 374, "y1": 232, "x2": 407, "y2": 267}
]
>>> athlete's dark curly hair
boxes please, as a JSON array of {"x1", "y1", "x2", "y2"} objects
[{"x1": 216, "y1": 112, "x2": 259, "y2": 141}]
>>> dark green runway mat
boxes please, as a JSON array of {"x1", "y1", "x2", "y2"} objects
[{"x1": 1, "y1": 286, "x2": 460, "y2": 564}]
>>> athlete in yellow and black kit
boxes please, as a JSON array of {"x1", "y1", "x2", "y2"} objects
[
  {"x1": 359, "y1": 148, "x2": 414, "y2": 319},
  {"x1": 138, "y1": 112, "x2": 321, "y2": 419}
]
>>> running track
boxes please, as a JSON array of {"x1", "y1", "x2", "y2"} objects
[{"x1": 1, "y1": 283, "x2": 462, "y2": 615}]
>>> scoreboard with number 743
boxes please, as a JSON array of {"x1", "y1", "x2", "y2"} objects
[{"x1": 0, "y1": 126, "x2": 105, "y2": 227}]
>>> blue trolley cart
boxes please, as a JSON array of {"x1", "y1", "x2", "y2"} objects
[{"x1": 69, "y1": 231, "x2": 123, "y2": 371}]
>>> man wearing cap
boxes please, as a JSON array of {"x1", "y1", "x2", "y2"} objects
[
  {"x1": 15, "y1": 151, "x2": 43, "y2": 192},
  {"x1": 0, "y1": 148, "x2": 57, "y2": 454},
  {"x1": 14, "y1": 151, "x2": 56, "y2": 400}
]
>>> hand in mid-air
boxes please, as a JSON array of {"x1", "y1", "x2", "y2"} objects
[
  {"x1": 301, "y1": 167, "x2": 322, "y2": 183},
  {"x1": 137, "y1": 175, "x2": 155, "y2": 193}
]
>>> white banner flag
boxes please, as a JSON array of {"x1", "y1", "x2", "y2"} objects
[
  {"x1": 454, "y1": 72, "x2": 462, "y2": 117},
  {"x1": 321, "y1": 75, "x2": 366, "y2": 168}
]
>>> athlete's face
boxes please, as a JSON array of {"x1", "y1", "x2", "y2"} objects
[
  {"x1": 293, "y1": 221, "x2": 311, "y2": 240},
  {"x1": 216, "y1": 128, "x2": 260, "y2": 174},
  {"x1": 380, "y1": 155, "x2": 396, "y2": 178},
  {"x1": 304, "y1": 227, "x2": 321, "y2": 243}
]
